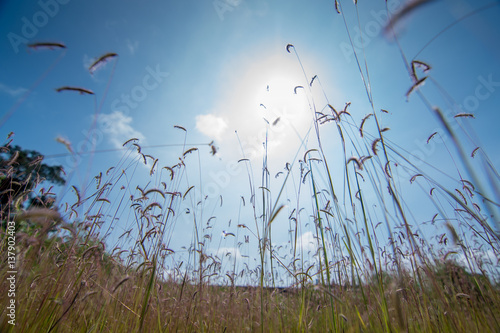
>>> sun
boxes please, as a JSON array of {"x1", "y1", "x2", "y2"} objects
[
  {"x1": 196, "y1": 51, "x2": 314, "y2": 163},
  {"x1": 231, "y1": 56, "x2": 312, "y2": 158}
]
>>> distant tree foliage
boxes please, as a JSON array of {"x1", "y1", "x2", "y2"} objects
[{"x1": 0, "y1": 144, "x2": 65, "y2": 222}]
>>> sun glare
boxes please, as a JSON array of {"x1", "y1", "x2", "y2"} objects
[{"x1": 205, "y1": 52, "x2": 313, "y2": 164}]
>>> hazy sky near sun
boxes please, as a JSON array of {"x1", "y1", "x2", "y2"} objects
[{"x1": 1, "y1": 0, "x2": 500, "y2": 283}]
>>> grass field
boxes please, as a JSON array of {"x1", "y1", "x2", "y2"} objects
[{"x1": 2, "y1": 1, "x2": 500, "y2": 332}]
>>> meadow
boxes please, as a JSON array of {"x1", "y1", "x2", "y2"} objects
[{"x1": 1, "y1": 1, "x2": 500, "y2": 332}]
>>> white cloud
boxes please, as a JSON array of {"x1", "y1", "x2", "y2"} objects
[
  {"x1": 297, "y1": 231, "x2": 318, "y2": 254},
  {"x1": 195, "y1": 114, "x2": 228, "y2": 140},
  {"x1": 214, "y1": 247, "x2": 243, "y2": 261},
  {"x1": 98, "y1": 111, "x2": 146, "y2": 149},
  {"x1": 0, "y1": 83, "x2": 27, "y2": 97},
  {"x1": 455, "y1": 248, "x2": 500, "y2": 279}
]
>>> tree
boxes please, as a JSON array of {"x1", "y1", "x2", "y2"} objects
[{"x1": 0, "y1": 144, "x2": 65, "y2": 223}]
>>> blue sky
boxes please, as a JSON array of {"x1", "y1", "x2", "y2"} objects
[{"x1": 2, "y1": 0, "x2": 500, "y2": 285}]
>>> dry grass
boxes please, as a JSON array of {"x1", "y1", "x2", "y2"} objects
[{"x1": 2, "y1": 1, "x2": 500, "y2": 332}]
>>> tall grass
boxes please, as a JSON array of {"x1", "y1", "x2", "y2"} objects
[{"x1": 2, "y1": 1, "x2": 500, "y2": 332}]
